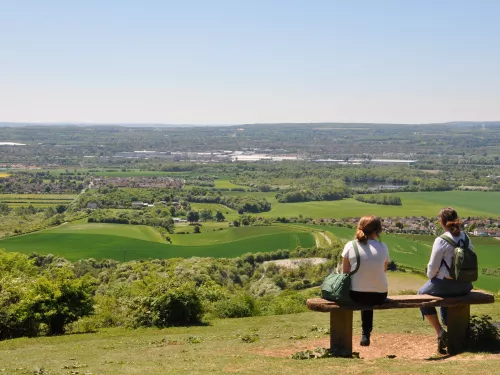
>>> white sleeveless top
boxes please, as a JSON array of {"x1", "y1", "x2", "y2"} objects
[{"x1": 342, "y1": 240, "x2": 390, "y2": 293}]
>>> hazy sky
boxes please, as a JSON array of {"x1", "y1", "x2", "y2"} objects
[{"x1": 1, "y1": 0, "x2": 499, "y2": 124}]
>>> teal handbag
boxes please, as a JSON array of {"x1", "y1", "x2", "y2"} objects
[{"x1": 321, "y1": 240, "x2": 361, "y2": 305}]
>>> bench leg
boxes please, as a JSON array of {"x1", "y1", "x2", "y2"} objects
[
  {"x1": 447, "y1": 304, "x2": 470, "y2": 355},
  {"x1": 330, "y1": 310, "x2": 353, "y2": 356}
]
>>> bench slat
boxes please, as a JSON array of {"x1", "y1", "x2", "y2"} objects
[{"x1": 307, "y1": 291, "x2": 495, "y2": 312}]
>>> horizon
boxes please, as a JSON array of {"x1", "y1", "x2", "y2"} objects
[
  {"x1": 1, "y1": 120, "x2": 500, "y2": 128},
  {"x1": 1, "y1": 0, "x2": 499, "y2": 124}
]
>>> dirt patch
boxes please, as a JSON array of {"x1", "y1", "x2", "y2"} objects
[
  {"x1": 421, "y1": 170, "x2": 441, "y2": 174},
  {"x1": 264, "y1": 258, "x2": 327, "y2": 269},
  {"x1": 254, "y1": 333, "x2": 500, "y2": 361}
]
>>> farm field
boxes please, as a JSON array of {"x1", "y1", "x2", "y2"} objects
[
  {"x1": 91, "y1": 170, "x2": 191, "y2": 177},
  {"x1": 213, "y1": 179, "x2": 248, "y2": 190},
  {"x1": 169, "y1": 226, "x2": 306, "y2": 246},
  {"x1": 1, "y1": 302, "x2": 499, "y2": 375},
  {"x1": 226, "y1": 191, "x2": 500, "y2": 218},
  {"x1": 0, "y1": 194, "x2": 76, "y2": 207},
  {"x1": 306, "y1": 224, "x2": 500, "y2": 292},
  {"x1": 0, "y1": 223, "x2": 315, "y2": 261},
  {"x1": 47, "y1": 222, "x2": 166, "y2": 242},
  {"x1": 189, "y1": 203, "x2": 239, "y2": 220}
]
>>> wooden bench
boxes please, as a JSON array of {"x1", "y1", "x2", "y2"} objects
[{"x1": 306, "y1": 291, "x2": 495, "y2": 356}]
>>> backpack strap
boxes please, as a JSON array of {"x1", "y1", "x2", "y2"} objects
[
  {"x1": 439, "y1": 234, "x2": 457, "y2": 247},
  {"x1": 350, "y1": 240, "x2": 361, "y2": 276},
  {"x1": 462, "y1": 233, "x2": 470, "y2": 249},
  {"x1": 438, "y1": 234, "x2": 456, "y2": 272}
]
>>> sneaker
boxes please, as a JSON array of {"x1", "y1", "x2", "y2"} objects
[
  {"x1": 360, "y1": 333, "x2": 370, "y2": 346},
  {"x1": 437, "y1": 329, "x2": 448, "y2": 354}
]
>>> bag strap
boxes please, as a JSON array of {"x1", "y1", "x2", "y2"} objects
[
  {"x1": 438, "y1": 234, "x2": 457, "y2": 273},
  {"x1": 462, "y1": 233, "x2": 470, "y2": 249},
  {"x1": 439, "y1": 233, "x2": 458, "y2": 247},
  {"x1": 350, "y1": 240, "x2": 361, "y2": 276}
]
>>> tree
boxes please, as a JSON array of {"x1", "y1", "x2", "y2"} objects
[
  {"x1": 215, "y1": 211, "x2": 225, "y2": 222},
  {"x1": 0, "y1": 203, "x2": 9, "y2": 215},
  {"x1": 199, "y1": 209, "x2": 213, "y2": 222},
  {"x1": 232, "y1": 219, "x2": 240, "y2": 227},
  {"x1": 193, "y1": 225, "x2": 201, "y2": 233},
  {"x1": 187, "y1": 210, "x2": 199, "y2": 223},
  {"x1": 29, "y1": 269, "x2": 96, "y2": 335}
]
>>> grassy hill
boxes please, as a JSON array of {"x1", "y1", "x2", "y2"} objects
[
  {"x1": 0, "y1": 223, "x2": 315, "y2": 261},
  {"x1": 1, "y1": 300, "x2": 498, "y2": 375}
]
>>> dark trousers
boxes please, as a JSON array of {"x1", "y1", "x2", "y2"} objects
[
  {"x1": 418, "y1": 278, "x2": 472, "y2": 325},
  {"x1": 350, "y1": 291, "x2": 388, "y2": 335}
]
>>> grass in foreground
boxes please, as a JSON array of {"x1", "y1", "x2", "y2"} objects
[{"x1": 0, "y1": 303, "x2": 498, "y2": 375}]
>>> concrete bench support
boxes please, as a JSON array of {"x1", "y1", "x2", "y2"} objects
[{"x1": 307, "y1": 291, "x2": 494, "y2": 356}]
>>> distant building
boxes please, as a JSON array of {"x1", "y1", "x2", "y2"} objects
[
  {"x1": 86, "y1": 202, "x2": 98, "y2": 209},
  {"x1": 131, "y1": 201, "x2": 144, "y2": 208}
]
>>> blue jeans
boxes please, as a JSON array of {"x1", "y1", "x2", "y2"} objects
[{"x1": 418, "y1": 278, "x2": 473, "y2": 325}]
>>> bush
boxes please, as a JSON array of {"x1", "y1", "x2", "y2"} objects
[
  {"x1": 212, "y1": 293, "x2": 257, "y2": 319},
  {"x1": 258, "y1": 290, "x2": 308, "y2": 316},
  {"x1": 467, "y1": 314, "x2": 500, "y2": 351},
  {"x1": 27, "y1": 270, "x2": 96, "y2": 335},
  {"x1": 0, "y1": 268, "x2": 96, "y2": 338},
  {"x1": 130, "y1": 283, "x2": 203, "y2": 328},
  {"x1": 0, "y1": 276, "x2": 40, "y2": 340}
]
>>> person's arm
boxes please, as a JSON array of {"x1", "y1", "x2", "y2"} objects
[
  {"x1": 427, "y1": 238, "x2": 446, "y2": 278},
  {"x1": 342, "y1": 257, "x2": 351, "y2": 273}
]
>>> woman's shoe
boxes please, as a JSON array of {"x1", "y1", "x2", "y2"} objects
[
  {"x1": 360, "y1": 333, "x2": 370, "y2": 346},
  {"x1": 437, "y1": 329, "x2": 448, "y2": 354}
]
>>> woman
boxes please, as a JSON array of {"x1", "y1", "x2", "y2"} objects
[
  {"x1": 418, "y1": 207, "x2": 473, "y2": 354},
  {"x1": 342, "y1": 215, "x2": 389, "y2": 346}
]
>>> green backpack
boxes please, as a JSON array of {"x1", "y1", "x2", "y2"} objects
[
  {"x1": 321, "y1": 241, "x2": 360, "y2": 305},
  {"x1": 439, "y1": 233, "x2": 478, "y2": 282}
]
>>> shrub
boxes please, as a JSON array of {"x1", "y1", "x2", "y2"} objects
[
  {"x1": 467, "y1": 314, "x2": 500, "y2": 351},
  {"x1": 0, "y1": 276, "x2": 40, "y2": 340},
  {"x1": 129, "y1": 283, "x2": 203, "y2": 328},
  {"x1": 27, "y1": 270, "x2": 96, "y2": 335},
  {"x1": 212, "y1": 293, "x2": 257, "y2": 319},
  {"x1": 258, "y1": 290, "x2": 308, "y2": 316}
]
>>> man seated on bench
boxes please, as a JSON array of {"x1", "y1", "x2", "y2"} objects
[
  {"x1": 342, "y1": 215, "x2": 390, "y2": 347},
  {"x1": 419, "y1": 207, "x2": 475, "y2": 354}
]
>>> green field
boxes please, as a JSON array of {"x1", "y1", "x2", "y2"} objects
[
  {"x1": 0, "y1": 223, "x2": 315, "y2": 261},
  {"x1": 213, "y1": 179, "x2": 248, "y2": 190},
  {"x1": 226, "y1": 191, "x2": 500, "y2": 218},
  {"x1": 189, "y1": 203, "x2": 239, "y2": 220},
  {"x1": 170, "y1": 226, "x2": 305, "y2": 246},
  {"x1": 49, "y1": 222, "x2": 166, "y2": 242},
  {"x1": 0, "y1": 193, "x2": 76, "y2": 207},
  {"x1": 92, "y1": 170, "x2": 190, "y2": 177},
  {"x1": 307, "y1": 224, "x2": 500, "y2": 292}
]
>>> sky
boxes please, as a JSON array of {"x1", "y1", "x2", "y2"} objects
[{"x1": 0, "y1": 0, "x2": 499, "y2": 124}]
